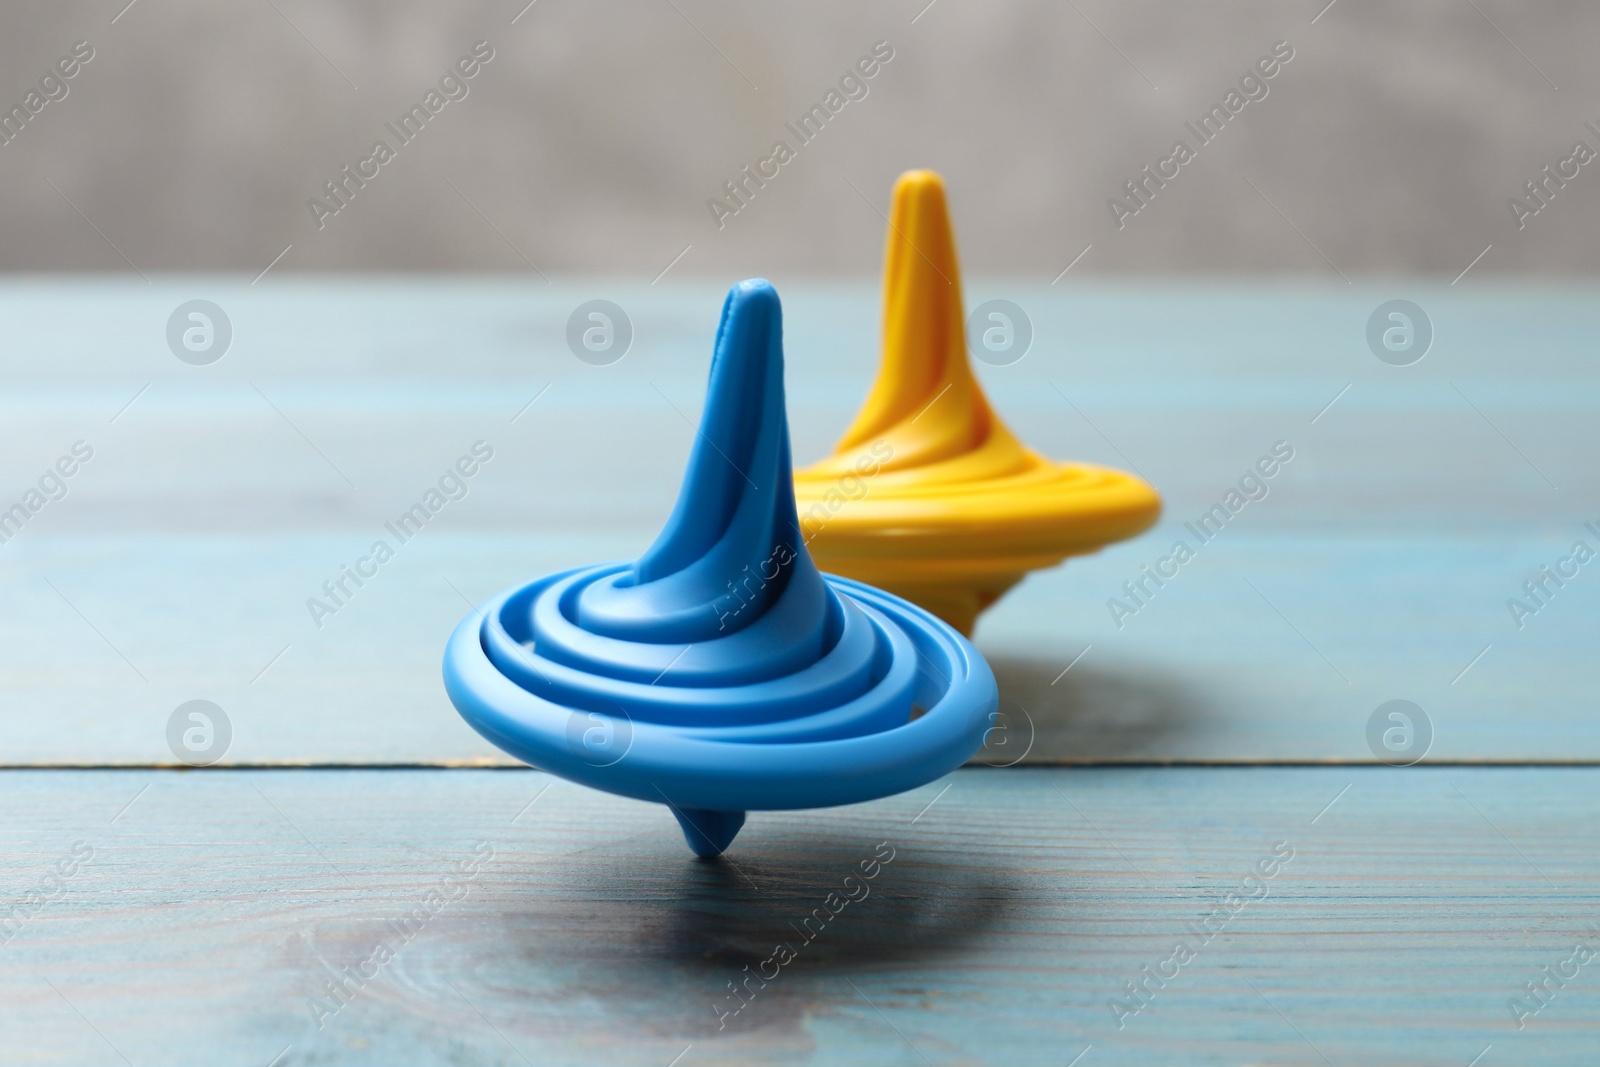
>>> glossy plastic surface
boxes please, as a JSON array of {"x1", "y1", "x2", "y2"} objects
[
  {"x1": 443, "y1": 279, "x2": 997, "y2": 856},
  {"x1": 794, "y1": 170, "x2": 1162, "y2": 634}
]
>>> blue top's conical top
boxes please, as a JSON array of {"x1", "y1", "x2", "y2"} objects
[
  {"x1": 576, "y1": 279, "x2": 831, "y2": 650},
  {"x1": 442, "y1": 279, "x2": 998, "y2": 859}
]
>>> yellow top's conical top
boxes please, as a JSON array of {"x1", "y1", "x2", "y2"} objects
[{"x1": 793, "y1": 170, "x2": 1161, "y2": 634}]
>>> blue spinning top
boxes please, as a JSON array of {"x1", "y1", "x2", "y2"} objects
[{"x1": 443, "y1": 279, "x2": 997, "y2": 857}]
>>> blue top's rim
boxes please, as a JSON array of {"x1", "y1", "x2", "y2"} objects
[{"x1": 442, "y1": 572, "x2": 998, "y2": 812}]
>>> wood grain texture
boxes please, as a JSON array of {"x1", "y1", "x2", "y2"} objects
[
  {"x1": 0, "y1": 279, "x2": 1595, "y2": 763},
  {"x1": 2, "y1": 766, "x2": 1597, "y2": 1066}
]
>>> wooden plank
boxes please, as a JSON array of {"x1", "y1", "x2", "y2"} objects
[
  {"x1": 1, "y1": 766, "x2": 1596, "y2": 1065},
  {"x1": 1, "y1": 280, "x2": 1596, "y2": 763},
  {"x1": 3, "y1": 528, "x2": 1596, "y2": 765}
]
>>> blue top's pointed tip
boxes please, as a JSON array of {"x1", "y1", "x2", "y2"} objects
[
  {"x1": 672, "y1": 807, "x2": 747, "y2": 858},
  {"x1": 717, "y1": 278, "x2": 781, "y2": 353},
  {"x1": 733, "y1": 276, "x2": 776, "y2": 299}
]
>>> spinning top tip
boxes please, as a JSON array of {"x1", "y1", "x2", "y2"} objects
[{"x1": 672, "y1": 807, "x2": 747, "y2": 858}]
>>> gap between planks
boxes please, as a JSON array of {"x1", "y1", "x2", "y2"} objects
[{"x1": 1, "y1": 759, "x2": 1599, "y2": 771}]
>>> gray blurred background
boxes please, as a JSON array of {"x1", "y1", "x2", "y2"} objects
[{"x1": 1, "y1": 0, "x2": 1596, "y2": 278}]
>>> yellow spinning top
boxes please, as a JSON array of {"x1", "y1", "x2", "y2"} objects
[{"x1": 793, "y1": 170, "x2": 1161, "y2": 635}]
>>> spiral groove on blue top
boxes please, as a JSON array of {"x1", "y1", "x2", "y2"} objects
[{"x1": 443, "y1": 280, "x2": 997, "y2": 857}]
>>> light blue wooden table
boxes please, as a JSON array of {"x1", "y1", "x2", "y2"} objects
[{"x1": 1, "y1": 279, "x2": 1596, "y2": 1064}]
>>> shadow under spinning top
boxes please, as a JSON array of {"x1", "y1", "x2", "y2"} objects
[
  {"x1": 443, "y1": 279, "x2": 997, "y2": 857},
  {"x1": 794, "y1": 170, "x2": 1162, "y2": 635}
]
